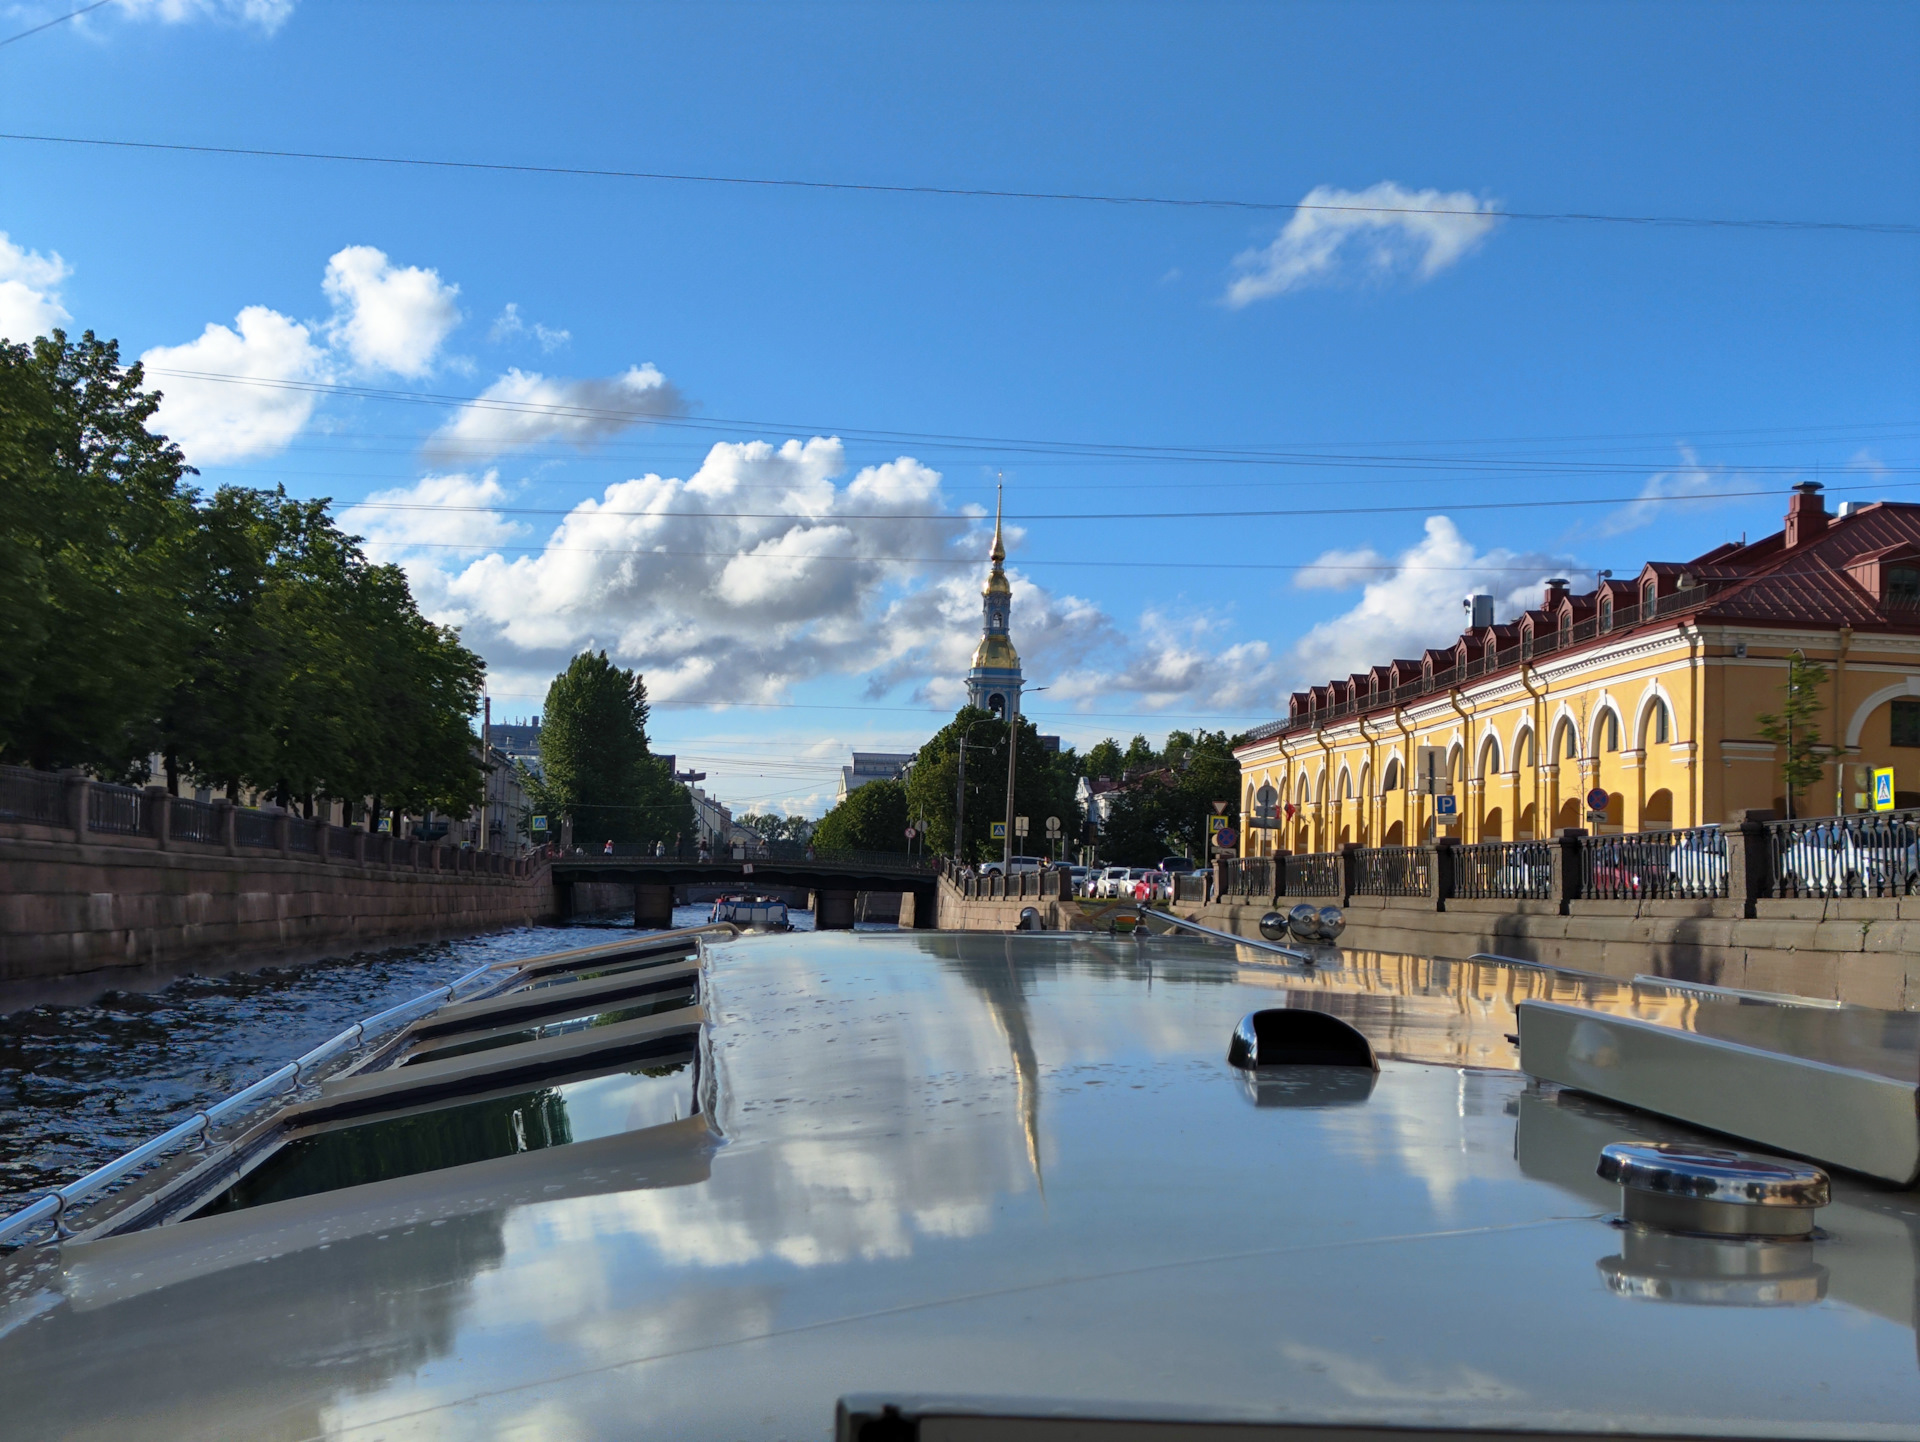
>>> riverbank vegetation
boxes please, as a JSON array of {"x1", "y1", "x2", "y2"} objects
[{"x1": 0, "y1": 330, "x2": 485, "y2": 816}]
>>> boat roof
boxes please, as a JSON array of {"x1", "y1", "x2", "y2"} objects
[{"x1": 2, "y1": 928, "x2": 1918, "y2": 1440}]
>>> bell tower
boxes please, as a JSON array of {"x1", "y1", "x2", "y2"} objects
[{"x1": 964, "y1": 487, "x2": 1024, "y2": 719}]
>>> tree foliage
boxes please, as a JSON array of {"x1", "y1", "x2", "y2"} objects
[
  {"x1": 1095, "y1": 729, "x2": 1245, "y2": 864},
  {"x1": 530, "y1": 651, "x2": 692, "y2": 846},
  {"x1": 738, "y1": 812, "x2": 813, "y2": 842},
  {"x1": 1757, "y1": 654, "x2": 1831, "y2": 816},
  {"x1": 811, "y1": 778, "x2": 909, "y2": 853},
  {"x1": 0, "y1": 330, "x2": 486, "y2": 814},
  {"x1": 904, "y1": 705, "x2": 1081, "y2": 862}
]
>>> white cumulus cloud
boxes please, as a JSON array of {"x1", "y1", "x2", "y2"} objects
[
  {"x1": 1596, "y1": 445, "x2": 1751, "y2": 537},
  {"x1": 1285, "y1": 516, "x2": 1585, "y2": 687},
  {"x1": 489, "y1": 302, "x2": 571, "y2": 352},
  {"x1": 0, "y1": 232, "x2": 71, "y2": 342},
  {"x1": 1226, "y1": 182, "x2": 1501, "y2": 307},
  {"x1": 322, "y1": 245, "x2": 460, "y2": 377},
  {"x1": 364, "y1": 439, "x2": 1283, "y2": 733},
  {"x1": 111, "y1": 0, "x2": 296, "y2": 31},
  {"x1": 423, "y1": 364, "x2": 686, "y2": 464},
  {"x1": 139, "y1": 306, "x2": 328, "y2": 466}
]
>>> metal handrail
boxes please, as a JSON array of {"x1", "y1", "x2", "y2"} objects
[
  {"x1": 1631, "y1": 974, "x2": 1846, "y2": 1010},
  {"x1": 1148, "y1": 909, "x2": 1312, "y2": 962},
  {"x1": 0, "y1": 958, "x2": 508, "y2": 1249}
]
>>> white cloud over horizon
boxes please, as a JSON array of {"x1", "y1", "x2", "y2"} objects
[
  {"x1": 0, "y1": 232, "x2": 71, "y2": 342},
  {"x1": 490, "y1": 302, "x2": 571, "y2": 352},
  {"x1": 1591, "y1": 444, "x2": 1751, "y2": 537},
  {"x1": 349, "y1": 439, "x2": 1286, "y2": 784},
  {"x1": 1284, "y1": 516, "x2": 1586, "y2": 688},
  {"x1": 139, "y1": 305, "x2": 328, "y2": 465},
  {"x1": 322, "y1": 245, "x2": 461, "y2": 377},
  {"x1": 422, "y1": 364, "x2": 686, "y2": 464},
  {"x1": 1226, "y1": 182, "x2": 1501, "y2": 307}
]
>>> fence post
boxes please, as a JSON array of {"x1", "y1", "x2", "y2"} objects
[
  {"x1": 215, "y1": 798, "x2": 237, "y2": 856},
  {"x1": 1272, "y1": 850, "x2": 1290, "y2": 900},
  {"x1": 1550, "y1": 828, "x2": 1587, "y2": 912},
  {"x1": 274, "y1": 812, "x2": 292, "y2": 859},
  {"x1": 63, "y1": 769, "x2": 89, "y2": 843},
  {"x1": 1723, "y1": 809, "x2": 1774, "y2": 916},
  {"x1": 352, "y1": 829, "x2": 368, "y2": 864},
  {"x1": 146, "y1": 785, "x2": 171, "y2": 851},
  {"x1": 1338, "y1": 843, "x2": 1361, "y2": 905},
  {"x1": 1429, "y1": 839, "x2": 1456, "y2": 912}
]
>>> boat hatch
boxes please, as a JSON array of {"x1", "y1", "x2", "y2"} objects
[
  {"x1": 407, "y1": 959, "x2": 700, "y2": 1041},
  {"x1": 191, "y1": 1055, "x2": 695, "y2": 1217},
  {"x1": 398, "y1": 993, "x2": 696, "y2": 1067}
]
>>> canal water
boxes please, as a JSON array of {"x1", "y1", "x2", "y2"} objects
[{"x1": 0, "y1": 905, "x2": 798, "y2": 1217}]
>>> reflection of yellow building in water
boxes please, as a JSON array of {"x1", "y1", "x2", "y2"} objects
[{"x1": 1236, "y1": 485, "x2": 1920, "y2": 850}]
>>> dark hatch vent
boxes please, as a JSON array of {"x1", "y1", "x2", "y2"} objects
[{"x1": 1227, "y1": 1008, "x2": 1377, "y2": 1071}]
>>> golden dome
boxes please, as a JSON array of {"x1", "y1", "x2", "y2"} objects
[{"x1": 973, "y1": 633, "x2": 1021, "y2": 670}]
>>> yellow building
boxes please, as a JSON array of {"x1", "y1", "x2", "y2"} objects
[{"x1": 1235, "y1": 484, "x2": 1920, "y2": 852}]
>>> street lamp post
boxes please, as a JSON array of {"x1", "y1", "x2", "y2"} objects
[{"x1": 1001, "y1": 688, "x2": 1050, "y2": 870}]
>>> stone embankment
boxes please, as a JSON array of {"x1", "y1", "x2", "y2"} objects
[
  {"x1": 1, "y1": 806, "x2": 554, "y2": 989},
  {"x1": 930, "y1": 873, "x2": 1920, "y2": 1009}
]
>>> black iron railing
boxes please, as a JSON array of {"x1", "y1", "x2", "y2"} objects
[
  {"x1": 0, "y1": 764, "x2": 66, "y2": 826},
  {"x1": 1582, "y1": 827, "x2": 1728, "y2": 901},
  {"x1": 1768, "y1": 811, "x2": 1920, "y2": 899},
  {"x1": 1352, "y1": 846, "x2": 1428, "y2": 897},
  {"x1": 1284, "y1": 852, "x2": 1342, "y2": 898},
  {"x1": 86, "y1": 784, "x2": 146, "y2": 836},
  {"x1": 170, "y1": 797, "x2": 222, "y2": 845},
  {"x1": 1452, "y1": 840, "x2": 1553, "y2": 900},
  {"x1": 235, "y1": 809, "x2": 279, "y2": 848},
  {"x1": 1222, "y1": 857, "x2": 1276, "y2": 898}
]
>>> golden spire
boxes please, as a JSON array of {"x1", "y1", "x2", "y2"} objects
[{"x1": 984, "y1": 483, "x2": 1011, "y2": 598}]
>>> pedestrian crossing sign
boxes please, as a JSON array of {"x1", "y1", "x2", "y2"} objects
[
  {"x1": 1208, "y1": 815, "x2": 1230, "y2": 833},
  {"x1": 990, "y1": 822, "x2": 1008, "y2": 839},
  {"x1": 1873, "y1": 767, "x2": 1896, "y2": 812}
]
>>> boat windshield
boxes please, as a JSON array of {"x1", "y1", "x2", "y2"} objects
[{"x1": 399, "y1": 992, "x2": 696, "y2": 1066}]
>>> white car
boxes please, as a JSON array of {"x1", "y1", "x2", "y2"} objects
[
  {"x1": 1093, "y1": 866, "x2": 1134, "y2": 898},
  {"x1": 978, "y1": 855, "x2": 1046, "y2": 879}
]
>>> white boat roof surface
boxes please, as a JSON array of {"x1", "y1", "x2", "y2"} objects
[{"x1": 3, "y1": 928, "x2": 1920, "y2": 1441}]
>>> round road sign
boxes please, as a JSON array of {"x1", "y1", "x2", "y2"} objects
[{"x1": 1586, "y1": 788, "x2": 1610, "y2": 810}]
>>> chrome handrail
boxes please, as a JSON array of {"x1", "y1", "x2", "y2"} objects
[
  {"x1": 0, "y1": 958, "x2": 506, "y2": 1249},
  {"x1": 1147, "y1": 909, "x2": 1313, "y2": 962}
]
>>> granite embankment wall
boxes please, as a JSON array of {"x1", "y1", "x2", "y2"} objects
[
  {"x1": 930, "y1": 876, "x2": 1920, "y2": 1009},
  {"x1": 1, "y1": 818, "x2": 556, "y2": 987}
]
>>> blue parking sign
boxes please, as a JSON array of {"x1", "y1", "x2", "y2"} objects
[
  {"x1": 1434, "y1": 794, "x2": 1458, "y2": 817},
  {"x1": 1873, "y1": 768, "x2": 1896, "y2": 813}
]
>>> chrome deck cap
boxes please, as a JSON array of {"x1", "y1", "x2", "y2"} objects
[{"x1": 1598, "y1": 1141, "x2": 1830, "y2": 1238}]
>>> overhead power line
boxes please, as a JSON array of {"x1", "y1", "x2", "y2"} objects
[
  {"x1": 5, "y1": 131, "x2": 1917, "y2": 235},
  {"x1": 0, "y1": 0, "x2": 111, "y2": 50},
  {"x1": 335, "y1": 479, "x2": 1920, "y2": 524},
  {"x1": 139, "y1": 367, "x2": 1920, "y2": 478}
]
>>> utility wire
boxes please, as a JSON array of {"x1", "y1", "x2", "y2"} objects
[
  {"x1": 5, "y1": 130, "x2": 1917, "y2": 235},
  {"x1": 0, "y1": 0, "x2": 111, "y2": 50}
]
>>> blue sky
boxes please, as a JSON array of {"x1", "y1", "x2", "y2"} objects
[{"x1": 2, "y1": 0, "x2": 1915, "y2": 816}]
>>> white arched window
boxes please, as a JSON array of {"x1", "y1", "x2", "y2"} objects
[{"x1": 1647, "y1": 699, "x2": 1671, "y2": 745}]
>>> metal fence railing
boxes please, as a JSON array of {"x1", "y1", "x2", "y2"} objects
[
  {"x1": 286, "y1": 820, "x2": 319, "y2": 853},
  {"x1": 1352, "y1": 846, "x2": 1429, "y2": 897},
  {"x1": 169, "y1": 797, "x2": 223, "y2": 845},
  {"x1": 1582, "y1": 827, "x2": 1728, "y2": 901},
  {"x1": 1768, "y1": 811, "x2": 1920, "y2": 898},
  {"x1": 0, "y1": 764, "x2": 66, "y2": 826},
  {"x1": 1452, "y1": 840, "x2": 1553, "y2": 900},
  {"x1": 86, "y1": 784, "x2": 146, "y2": 837},
  {"x1": 1284, "y1": 852, "x2": 1343, "y2": 898},
  {"x1": 235, "y1": 809, "x2": 279, "y2": 848},
  {"x1": 1222, "y1": 856, "x2": 1276, "y2": 898}
]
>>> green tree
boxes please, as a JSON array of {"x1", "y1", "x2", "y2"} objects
[
  {"x1": 811, "y1": 778, "x2": 910, "y2": 854},
  {"x1": 531, "y1": 652, "x2": 691, "y2": 846},
  {"x1": 1081, "y1": 737, "x2": 1125, "y2": 779},
  {"x1": 904, "y1": 705, "x2": 1080, "y2": 862},
  {"x1": 0, "y1": 331, "x2": 199, "y2": 776},
  {"x1": 1757, "y1": 653, "x2": 1831, "y2": 819},
  {"x1": 1092, "y1": 729, "x2": 1243, "y2": 864},
  {"x1": 1121, "y1": 734, "x2": 1157, "y2": 772}
]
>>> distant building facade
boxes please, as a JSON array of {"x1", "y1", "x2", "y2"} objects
[
  {"x1": 1235, "y1": 484, "x2": 1920, "y2": 851},
  {"x1": 836, "y1": 751, "x2": 916, "y2": 804}
]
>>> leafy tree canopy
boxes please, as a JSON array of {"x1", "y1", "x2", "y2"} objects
[
  {"x1": 811, "y1": 779, "x2": 909, "y2": 853},
  {"x1": 1095, "y1": 728, "x2": 1245, "y2": 865},
  {"x1": 530, "y1": 651, "x2": 692, "y2": 846},
  {"x1": 904, "y1": 705, "x2": 1080, "y2": 863}
]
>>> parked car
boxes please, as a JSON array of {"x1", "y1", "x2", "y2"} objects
[
  {"x1": 1666, "y1": 826, "x2": 1728, "y2": 896},
  {"x1": 978, "y1": 855, "x2": 1047, "y2": 878},
  {"x1": 1063, "y1": 864, "x2": 1093, "y2": 896},
  {"x1": 1093, "y1": 865, "x2": 1135, "y2": 898},
  {"x1": 1133, "y1": 869, "x2": 1173, "y2": 903},
  {"x1": 1776, "y1": 822, "x2": 1918, "y2": 897}
]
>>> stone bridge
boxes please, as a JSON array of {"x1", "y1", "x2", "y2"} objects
[{"x1": 551, "y1": 848, "x2": 940, "y2": 929}]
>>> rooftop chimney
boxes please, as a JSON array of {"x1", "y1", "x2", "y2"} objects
[
  {"x1": 1544, "y1": 577, "x2": 1571, "y2": 609},
  {"x1": 1785, "y1": 481, "x2": 1828, "y2": 549}
]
